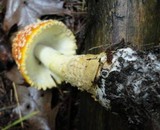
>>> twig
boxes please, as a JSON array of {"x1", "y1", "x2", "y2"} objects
[
  {"x1": 2, "y1": 111, "x2": 39, "y2": 130},
  {"x1": 82, "y1": 0, "x2": 86, "y2": 11},
  {"x1": 0, "y1": 77, "x2": 5, "y2": 94},
  {"x1": 0, "y1": 105, "x2": 16, "y2": 112},
  {"x1": 10, "y1": 89, "x2": 13, "y2": 103},
  {"x1": 88, "y1": 44, "x2": 109, "y2": 51},
  {"x1": 88, "y1": 38, "x2": 126, "y2": 52},
  {"x1": 12, "y1": 83, "x2": 24, "y2": 128}
]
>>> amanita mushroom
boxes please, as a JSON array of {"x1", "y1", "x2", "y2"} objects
[
  {"x1": 12, "y1": 20, "x2": 111, "y2": 92},
  {"x1": 12, "y1": 20, "x2": 160, "y2": 126}
]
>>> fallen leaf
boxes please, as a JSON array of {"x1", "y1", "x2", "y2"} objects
[
  {"x1": 3, "y1": 0, "x2": 67, "y2": 31},
  {"x1": 0, "y1": 30, "x2": 14, "y2": 71},
  {"x1": 13, "y1": 85, "x2": 60, "y2": 130},
  {"x1": 6, "y1": 65, "x2": 24, "y2": 84}
]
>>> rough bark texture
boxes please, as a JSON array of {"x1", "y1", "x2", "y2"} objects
[
  {"x1": 78, "y1": 0, "x2": 160, "y2": 130},
  {"x1": 84, "y1": 0, "x2": 160, "y2": 53}
]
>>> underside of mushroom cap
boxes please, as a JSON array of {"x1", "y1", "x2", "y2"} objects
[{"x1": 12, "y1": 20, "x2": 77, "y2": 90}]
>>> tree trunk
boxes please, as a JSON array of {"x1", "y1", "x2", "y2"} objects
[{"x1": 78, "y1": 0, "x2": 160, "y2": 130}]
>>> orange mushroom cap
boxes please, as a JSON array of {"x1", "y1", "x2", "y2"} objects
[{"x1": 12, "y1": 20, "x2": 77, "y2": 90}]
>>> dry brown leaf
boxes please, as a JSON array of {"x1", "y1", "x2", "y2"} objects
[
  {"x1": 3, "y1": 0, "x2": 67, "y2": 31},
  {"x1": 14, "y1": 85, "x2": 60, "y2": 130},
  {"x1": 6, "y1": 65, "x2": 24, "y2": 84}
]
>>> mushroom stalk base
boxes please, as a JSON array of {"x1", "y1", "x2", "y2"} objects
[{"x1": 35, "y1": 44, "x2": 104, "y2": 92}]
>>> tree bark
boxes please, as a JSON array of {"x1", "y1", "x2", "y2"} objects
[
  {"x1": 84, "y1": 0, "x2": 160, "y2": 52},
  {"x1": 78, "y1": 0, "x2": 160, "y2": 130}
]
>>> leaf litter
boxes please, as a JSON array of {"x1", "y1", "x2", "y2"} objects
[
  {"x1": 0, "y1": 0, "x2": 86, "y2": 129},
  {"x1": 2, "y1": 0, "x2": 160, "y2": 130}
]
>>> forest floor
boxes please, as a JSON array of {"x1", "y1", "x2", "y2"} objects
[
  {"x1": 1, "y1": 1, "x2": 160, "y2": 130},
  {"x1": 0, "y1": 0, "x2": 86, "y2": 130}
]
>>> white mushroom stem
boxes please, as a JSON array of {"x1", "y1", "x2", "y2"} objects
[
  {"x1": 35, "y1": 44, "x2": 103, "y2": 92},
  {"x1": 35, "y1": 44, "x2": 73, "y2": 79}
]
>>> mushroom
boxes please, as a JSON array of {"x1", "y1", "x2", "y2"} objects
[{"x1": 12, "y1": 20, "x2": 111, "y2": 94}]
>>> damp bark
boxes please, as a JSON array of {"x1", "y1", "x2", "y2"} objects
[
  {"x1": 84, "y1": 0, "x2": 160, "y2": 53},
  {"x1": 78, "y1": 0, "x2": 160, "y2": 130}
]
